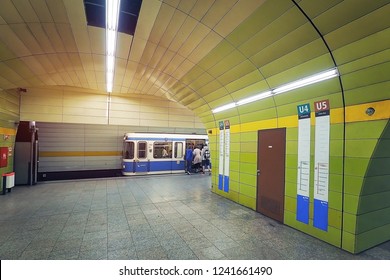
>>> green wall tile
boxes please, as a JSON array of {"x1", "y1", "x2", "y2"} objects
[
  {"x1": 329, "y1": 156, "x2": 344, "y2": 175},
  {"x1": 334, "y1": 27, "x2": 389, "y2": 65},
  {"x1": 226, "y1": 70, "x2": 263, "y2": 94},
  {"x1": 240, "y1": 132, "x2": 257, "y2": 142},
  {"x1": 328, "y1": 208, "x2": 342, "y2": 229},
  {"x1": 285, "y1": 167, "x2": 298, "y2": 183},
  {"x1": 284, "y1": 211, "x2": 342, "y2": 247},
  {"x1": 286, "y1": 127, "x2": 298, "y2": 141},
  {"x1": 239, "y1": 162, "x2": 257, "y2": 175},
  {"x1": 230, "y1": 171, "x2": 240, "y2": 183},
  {"x1": 355, "y1": 223, "x2": 390, "y2": 254},
  {"x1": 344, "y1": 193, "x2": 359, "y2": 214},
  {"x1": 284, "y1": 195, "x2": 296, "y2": 213},
  {"x1": 344, "y1": 157, "x2": 369, "y2": 176},
  {"x1": 341, "y1": 231, "x2": 356, "y2": 253},
  {"x1": 374, "y1": 139, "x2": 390, "y2": 158},
  {"x1": 343, "y1": 212, "x2": 357, "y2": 234},
  {"x1": 328, "y1": 190, "x2": 342, "y2": 211},
  {"x1": 344, "y1": 81, "x2": 390, "y2": 106},
  {"x1": 381, "y1": 120, "x2": 390, "y2": 138},
  {"x1": 239, "y1": 183, "x2": 256, "y2": 198},
  {"x1": 238, "y1": 194, "x2": 256, "y2": 210},
  {"x1": 330, "y1": 124, "x2": 344, "y2": 140},
  {"x1": 361, "y1": 175, "x2": 390, "y2": 195},
  {"x1": 286, "y1": 140, "x2": 298, "y2": 155},
  {"x1": 366, "y1": 158, "x2": 390, "y2": 177},
  {"x1": 230, "y1": 151, "x2": 240, "y2": 161},
  {"x1": 285, "y1": 154, "x2": 298, "y2": 169},
  {"x1": 356, "y1": 207, "x2": 390, "y2": 234},
  {"x1": 228, "y1": 179, "x2": 240, "y2": 193},
  {"x1": 344, "y1": 175, "x2": 364, "y2": 195},
  {"x1": 229, "y1": 161, "x2": 240, "y2": 172},
  {"x1": 198, "y1": 41, "x2": 235, "y2": 70},
  {"x1": 346, "y1": 120, "x2": 387, "y2": 139},
  {"x1": 240, "y1": 142, "x2": 257, "y2": 153},
  {"x1": 230, "y1": 142, "x2": 241, "y2": 152},
  {"x1": 342, "y1": 62, "x2": 390, "y2": 92},
  {"x1": 230, "y1": 131, "x2": 240, "y2": 140},
  {"x1": 240, "y1": 152, "x2": 257, "y2": 163},
  {"x1": 239, "y1": 173, "x2": 256, "y2": 187},
  {"x1": 208, "y1": 50, "x2": 246, "y2": 78},
  {"x1": 340, "y1": 49, "x2": 390, "y2": 77},
  {"x1": 239, "y1": 107, "x2": 278, "y2": 123},
  {"x1": 330, "y1": 139, "x2": 343, "y2": 157},
  {"x1": 358, "y1": 191, "x2": 390, "y2": 215},
  {"x1": 227, "y1": 190, "x2": 240, "y2": 203},
  {"x1": 329, "y1": 174, "x2": 343, "y2": 193},
  {"x1": 285, "y1": 181, "x2": 297, "y2": 198},
  {"x1": 217, "y1": 60, "x2": 256, "y2": 86},
  {"x1": 345, "y1": 139, "x2": 378, "y2": 158}
]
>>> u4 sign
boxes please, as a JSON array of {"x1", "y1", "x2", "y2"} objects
[{"x1": 297, "y1": 103, "x2": 310, "y2": 119}]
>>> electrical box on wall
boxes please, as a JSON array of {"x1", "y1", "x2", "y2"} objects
[{"x1": 0, "y1": 147, "x2": 8, "y2": 167}]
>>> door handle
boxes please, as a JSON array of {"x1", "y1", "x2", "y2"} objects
[{"x1": 257, "y1": 170, "x2": 260, "y2": 175}]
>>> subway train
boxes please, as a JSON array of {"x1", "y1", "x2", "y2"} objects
[{"x1": 122, "y1": 133, "x2": 208, "y2": 175}]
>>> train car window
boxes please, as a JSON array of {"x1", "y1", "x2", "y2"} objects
[
  {"x1": 153, "y1": 142, "x2": 172, "y2": 158},
  {"x1": 174, "y1": 142, "x2": 183, "y2": 158},
  {"x1": 187, "y1": 139, "x2": 205, "y2": 149},
  {"x1": 123, "y1": 141, "x2": 134, "y2": 159},
  {"x1": 138, "y1": 141, "x2": 147, "y2": 158}
]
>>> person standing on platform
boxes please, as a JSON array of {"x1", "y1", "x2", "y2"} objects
[
  {"x1": 185, "y1": 144, "x2": 193, "y2": 175},
  {"x1": 201, "y1": 144, "x2": 211, "y2": 175},
  {"x1": 192, "y1": 145, "x2": 202, "y2": 173}
]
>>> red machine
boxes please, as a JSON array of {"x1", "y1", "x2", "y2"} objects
[{"x1": 0, "y1": 147, "x2": 8, "y2": 167}]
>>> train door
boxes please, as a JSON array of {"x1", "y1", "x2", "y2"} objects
[
  {"x1": 173, "y1": 141, "x2": 184, "y2": 171},
  {"x1": 123, "y1": 141, "x2": 135, "y2": 173},
  {"x1": 135, "y1": 141, "x2": 149, "y2": 172}
]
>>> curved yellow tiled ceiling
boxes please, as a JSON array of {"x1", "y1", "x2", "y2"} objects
[{"x1": 0, "y1": 0, "x2": 388, "y2": 127}]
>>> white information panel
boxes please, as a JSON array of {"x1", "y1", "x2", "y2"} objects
[
  {"x1": 313, "y1": 99, "x2": 330, "y2": 231},
  {"x1": 296, "y1": 103, "x2": 311, "y2": 224},
  {"x1": 223, "y1": 120, "x2": 230, "y2": 192},
  {"x1": 218, "y1": 121, "x2": 224, "y2": 191}
]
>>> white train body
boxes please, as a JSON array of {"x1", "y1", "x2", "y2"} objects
[{"x1": 122, "y1": 133, "x2": 208, "y2": 175}]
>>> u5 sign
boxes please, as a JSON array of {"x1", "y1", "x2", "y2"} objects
[{"x1": 314, "y1": 100, "x2": 330, "y2": 116}]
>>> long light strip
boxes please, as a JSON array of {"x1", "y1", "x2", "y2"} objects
[
  {"x1": 106, "y1": 0, "x2": 121, "y2": 93},
  {"x1": 212, "y1": 102, "x2": 236, "y2": 113},
  {"x1": 236, "y1": 91, "x2": 272, "y2": 106},
  {"x1": 212, "y1": 68, "x2": 339, "y2": 113},
  {"x1": 273, "y1": 68, "x2": 339, "y2": 94}
]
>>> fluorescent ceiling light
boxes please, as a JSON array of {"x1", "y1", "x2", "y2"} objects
[
  {"x1": 211, "y1": 68, "x2": 339, "y2": 114},
  {"x1": 212, "y1": 102, "x2": 236, "y2": 113},
  {"x1": 106, "y1": 0, "x2": 121, "y2": 93},
  {"x1": 273, "y1": 68, "x2": 338, "y2": 94},
  {"x1": 236, "y1": 91, "x2": 272, "y2": 106}
]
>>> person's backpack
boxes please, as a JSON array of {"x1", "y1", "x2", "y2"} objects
[{"x1": 204, "y1": 149, "x2": 210, "y2": 159}]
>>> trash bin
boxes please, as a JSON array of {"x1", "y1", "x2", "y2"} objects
[{"x1": 2, "y1": 172, "x2": 15, "y2": 194}]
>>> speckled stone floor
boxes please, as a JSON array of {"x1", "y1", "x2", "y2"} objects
[{"x1": 0, "y1": 174, "x2": 389, "y2": 260}]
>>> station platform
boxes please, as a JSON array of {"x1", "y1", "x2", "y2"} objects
[{"x1": 0, "y1": 174, "x2": 389, "y2": 260}]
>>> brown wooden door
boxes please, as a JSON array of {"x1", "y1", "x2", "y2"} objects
[{"x1": 256, "y1": 128, "x2": 286, "y2": 223}]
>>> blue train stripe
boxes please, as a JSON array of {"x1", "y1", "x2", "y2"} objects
[
  {"x1": 123, "y1": 160, "x2": 185, "y2": 173},
  {"x1": 126, "y1": 137, "x2": 186, "y2": 141}
]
